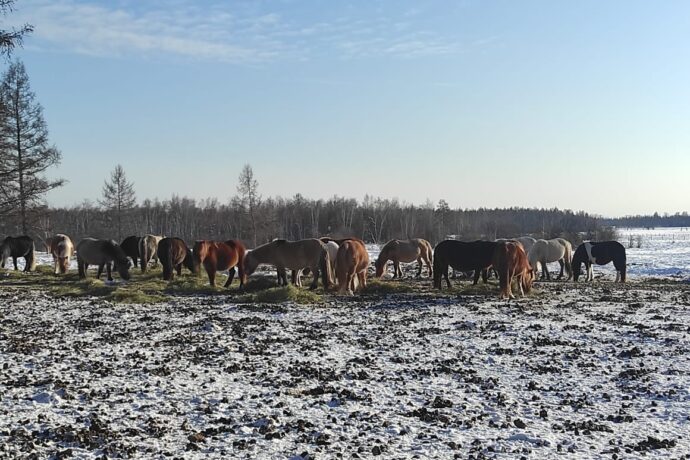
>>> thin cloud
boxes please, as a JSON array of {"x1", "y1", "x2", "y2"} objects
[{"x1": 11, "y1": 0, "x2": 495, "y2": 62}]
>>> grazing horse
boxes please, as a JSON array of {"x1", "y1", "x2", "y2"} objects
[
  {"x1": 157, "y1": 237, "x2": 194, "y2": 281},
  {"x1": 76, "y1": 238, "x2": 131, "y2": 281},
  {"x1": 47, "y1": 234, "x2": 75, "y2": 274},
  {"x1": 0, "y1": 236, "x2": 36, "y2": 272},
  {"x1": 139, "y1": 234, "x2": 164, "y2": 272},
  {"x1": 375, "y1": 238, "x2": 433, "y2": 278},
  {"x1": 528, "y1": 238, "x2": 573, "y2": 280},
  {"x1": 572, "y1": 241, "x2": 627, "y2": 282},
  {"x1": 493, "y1": 241, "x2": 534, "y2": 299},
  {"x1": 433, "y1": 240, "x2": 498, "y2": 289},
  {"x1": 336, "y1": 239, "x2": 369, "y2": 295},
  {"x1": 120, "y1": 235, "x2": 141, "y2": 268},
  {"x1": 293, "y1": 240, "x2": 339, "y2": 286},
  {"x1": 193, "y1": 240, "x2": 246, "y2": 288},
  {"x1": 244, "y1": 238, "x2": 332, "y2": 290}
]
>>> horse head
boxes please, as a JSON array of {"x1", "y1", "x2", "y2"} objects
[{"x1": 243, "y1": 251, "x2": 259, "y2": 276}]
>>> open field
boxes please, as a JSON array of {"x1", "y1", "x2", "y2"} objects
[{"x1": 1, "y1": 276, "x2": 690, "y2": 459}]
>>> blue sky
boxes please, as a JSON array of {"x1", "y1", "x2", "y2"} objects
[{"x1": 7, "y1": 0, "x2": 690, "y2": 217}]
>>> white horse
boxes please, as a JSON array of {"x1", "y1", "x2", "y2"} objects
[
  {"x1": 47, "y1": 234, "x2": 75, "y2": 274},
  {"x1": 139, "y1": 234, "x2": 164, "y2": 272},
  {"x1": 528, "y1": 238, "x2": 573, "y2": 280}
]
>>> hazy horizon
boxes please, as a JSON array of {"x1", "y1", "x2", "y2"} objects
[{"x1": 7, "y1": 0, "x2": 690, "y2": 217}]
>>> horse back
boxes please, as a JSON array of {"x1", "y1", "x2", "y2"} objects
[{"x1": 435, "y1": 240, "x2": 496, "y2": 271}]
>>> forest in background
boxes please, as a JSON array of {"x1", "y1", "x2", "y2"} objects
[{"x1": 2, "y1": 194, "x2": 625, "y2": 250}]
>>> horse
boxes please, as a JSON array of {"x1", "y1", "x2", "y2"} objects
[
  {"x1": 76, "y1": 238, "x2": 131, "y2": 281},
  {"x1": 0, "y1": 236, "x2": 36, "y2": 272},
  {"x1": 139, "y1": 234, "x2": 164, "y2": 272},
  {"x1": 528, "y1": 238, "x2": 573, "y2": 280},
  {"x1": 374, "y1": 238, "x2": 433, "y2": 278},
  {"x1": 293, "y1": 240, "x2": 339, "y2": 286},
  {"x1": 493, "y1": 241, "x2": 534, "y2": 299},
  {"x1": 336, "y1": 239, "x2": 369, "y2": 295},
  {"x1": 244, "y1": 238, "x2": 332, "y2": 290},
  {"x1": 157, "y1": 237, "x2": 194, "y2": 281},
  {"x1": 193, "y1": 240, "x2": 246, "y2": 288},
  {"x1": 47, "y1": 234, "x2": 75, "y2": 274},
  {"x1": 433, "y1": 240, "x2": 498, "y2": 289},
  {"x1": 120, "y1": 235, "x2": 141, "y2": 268},
  {"x1": 572, "y1": 241, "x2": 627, "y2": 282}
]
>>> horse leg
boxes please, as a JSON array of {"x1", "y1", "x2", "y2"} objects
[
  {"x1": 482, "y1": 268, "x2": 489, "y2": 284},
  {"x1": 309, "y1": 266, "x2": 319, "y2": 290},
  {"x1": 224, "y1": 267, "x2": 236, "y2": 288},
  {"x1": 176, "y1": 263, "x2": 182, "y2": 276},
  {"x1": 96, "y1": 264, "x2": 104, "y2": 279},
  {"x1": 54, "y1": 258, "x2": 59, "y2": 275},
  {"x1": 557, "y1": 259, "x2": 564, "y2": 280},
  {"x1": 543, "y1": 260, "x2": 551, "y2": 281},
  {"x1": 106, "y1": 263, "x2": 113, "y2": 281},
  {"x1": 13, "y1": 257, "x2": 18, "y2": 270},
  {"x1": 208, "y1": 268, "x2": 216, "y2": 287},
  {"x1": 472, "y1": 269, "x2": 481, "y2": 285},
  {"x1": 416, "y1": 258, "x2": 423, "y2": 278}
]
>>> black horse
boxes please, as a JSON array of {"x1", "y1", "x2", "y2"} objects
[
  {"x1": 572, "y1": 241, "x2": 626, "y2": 282},
  {"x1": 433, "y1": 240, "x2": 498, "y2": 289},
  {"x1": 1, "y1": 236, "x2": 36, "y2": 272},
  {"x1": 120, "y1": 235, "x2": 141, "y2": 268},
  {"x1": 157, "y1": 237, "x2": 194, "y2": 281}
]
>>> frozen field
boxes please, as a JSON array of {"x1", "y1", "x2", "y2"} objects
[{"x1": 1, "y1": 281, "x2": 690, "y2": 459}]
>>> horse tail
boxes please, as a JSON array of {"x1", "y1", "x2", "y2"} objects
[
  {"x1": 320, "y1": 247, "x2": 331, "y2": 289},
  {"x1": 28, "y1": 241, "x2": 37, "y2": 272},
  {"x1": 236, "y1": 243, "x2": 247, "y2": 287},
  {"x1": 139, "y1": 238, "x2": 148, "y2": 273},
  {"x1": 433, "y1": 252, "x2": 443, "y2": 289},
  {"x1": 563, "y1": 241, "x2": 573, "y2": 279}
]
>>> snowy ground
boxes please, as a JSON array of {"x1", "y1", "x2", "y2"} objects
[{"x1": 1, "y1": 280, "x2": 690, "y2": 459}]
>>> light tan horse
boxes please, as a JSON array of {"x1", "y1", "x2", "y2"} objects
[
  {"x1": 528, "y1": 238, "x2": 573, "y2": 280},
  {"x1": 244, "y1": 238, "x2": 332, "y2": 290},
  {"x1": 336, "y1": 239, "x2": 369, "y2": 295},
  {"x1": 47, "y1": 234, "x2": 75, "y2": 274},
  {"x1": 139, "y1": 234, "x2": 164, "y2": 273},
  {"x1": 374, "y1": 238, "x2": 433, "y2": 278}
]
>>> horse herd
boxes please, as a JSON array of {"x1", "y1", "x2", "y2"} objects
[{"x1": 0, "y1": 233, "x2": 627, "y2": 299}]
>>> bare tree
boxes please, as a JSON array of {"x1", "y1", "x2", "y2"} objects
[
  {"x1": 0, "y1": 60, "x2": 64, "y2": 233},
  {"x1": 100, "y1": 164, "x2": 136, "y2": 241},
  {"x1": 237, "y1": 164, "x2": 261, "y2": 247},
  {"x1": 0, "y1": 0, "x2": 33, "y2": 58}
]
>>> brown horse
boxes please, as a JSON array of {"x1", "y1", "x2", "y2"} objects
[
  {"x1": 336, "y1": 239, "x2": 369, "y2": 295},
  {"x1": 158, "y1": 237, "x2": 195, "y2": 281},
  {"x1": 492, "y1": 241, "x2": 534, "y2": 299},
  {"x1": 375, "y1": 238, "x2": 432, "y2": 278},
  {"x1": 47, "y1": 234, "x2": 75, "y2": 274},
  {"x1": 244, "y1": 238, "x2": 332, "y2": 290},
  {"x1": 193, "y1": 240, "x2": 246, "y2": 288}
]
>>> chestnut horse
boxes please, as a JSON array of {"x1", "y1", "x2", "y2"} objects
[
  {"x1": 492, "y1": 241, "x2": 534, "y2": 299},
  {"x1": 158, "y1": 237, "x2": 195, "y2": 281},
  {"x1": 193, "y1": 240, "x2": 246, "y2": 288},
  {"x1": 375, "y1": 238, "x2": 433, "y2": 278},
  {"x1": 336, "y1": 239, "x2": 369, "y2": 295},
  {"x1": 244, "y1": 238, "x2": 332, "y2": 290},
  {"x1": 572, "y1": 241, "x2": 627, "y2": 282},
  {"x1": 139, "y1": 234, "x2": 164, "y2": 272},
  {"x1": 47, "y1": 234, "x2": 75, "y2": 274},
  {"x1": 0, "y1": 236, "x2": 36, "y2": 272},
  {"x1": 76, "y1": 238, "x2": 131, "y2": 281},
  {"x1": 433, "y1": 240, "x2": 498, "y2": 289}
]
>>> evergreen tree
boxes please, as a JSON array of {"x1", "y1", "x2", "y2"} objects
[
  {"x1": 100, "y1": 164, "x2": 136, "y2": 241},
  {"x1": 0, "y1": 60, "x2": 64, "y2": 233}
]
